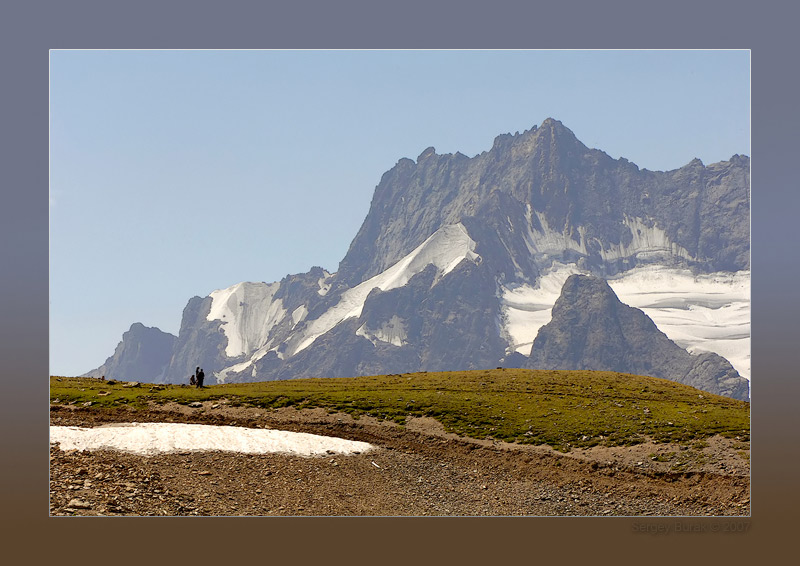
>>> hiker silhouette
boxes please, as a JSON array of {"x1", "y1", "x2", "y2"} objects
[{"x1": 197, "y1": 368, "x2": 205, "y2": 388}]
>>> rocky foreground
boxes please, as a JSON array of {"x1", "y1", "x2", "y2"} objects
[{"x1": 49, "y1": 402, "x2": 750, "y2": 516}]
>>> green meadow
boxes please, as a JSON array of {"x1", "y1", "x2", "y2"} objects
[{"x1": 50, "y1": 369, "x2": 749, "y2": 452}]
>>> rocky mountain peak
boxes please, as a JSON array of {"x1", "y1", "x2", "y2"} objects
[
  {"x1": 416, "y1": 146, "x2": 437, "y2": 162},
  {"x1": 83, "y1": 323, "x2": 176, "y2": 382},
  {"x1": 84, "y1": 121, "x2": 750, "y2": 400},
  {"x1": 527, "y1": 274, "x2": 749, "y2": 400}
]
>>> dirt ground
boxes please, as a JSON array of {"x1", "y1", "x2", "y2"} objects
[{"x1": 49, "y1": 401, "x2": 750, "y2": 516}]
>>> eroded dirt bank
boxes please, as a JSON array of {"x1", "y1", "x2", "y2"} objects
[{"x1": 49, "y1": 402, "x2": 750, "y2": 516}]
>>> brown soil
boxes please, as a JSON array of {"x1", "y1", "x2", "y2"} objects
[{"x1": 49, "y1": 401, "x2": 750, "y2": 517}]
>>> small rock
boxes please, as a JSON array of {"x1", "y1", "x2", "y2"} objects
[
  {"x1": 211, "y1": 404, "x2": 220, "y2": 409},
  {"x1": 197, "y1": 471, "x2": 211, "y2": 476},
  {"x1": 68, "y1": 499, "x2": 92, "y2": 509},
  {"x1": 188, "y1": 402, "x2": 203, "y2": 408},
  {"x1": 82, "y1": 401, "x2": 93, "y2": 407},
  {"x1": 122, "y1": 382, "x2": 140, "y2": 388}
]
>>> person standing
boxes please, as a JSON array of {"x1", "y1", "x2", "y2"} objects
[{"x1": 197, "y1": 368, "x2": 205, "y2": 388}]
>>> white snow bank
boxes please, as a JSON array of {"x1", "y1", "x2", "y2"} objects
[{"x1": 50, "y1": 423, "x2": 375, "y2": 457}]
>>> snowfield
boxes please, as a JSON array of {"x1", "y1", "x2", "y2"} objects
[
  {"x1": 501, "y1": 263, "x2": 751, "y2": 380},
  {"x1": 285, "y1": 222, "x2": 479, "y2": 356},
  {"x1": 207, "y1": 281, "x2": 285, "y2": 358},
  {"x1": 211, "y1": 223, "x2": 480, "y2": 380},
  {"x1": 50, "y1": 423, "x2": 375, "y2": 457},
  {"x1": 207, "y1": 220, "x2": 749, "y2": 385}
]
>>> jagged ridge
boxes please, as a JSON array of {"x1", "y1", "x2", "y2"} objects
[{"x1": 84, "y1": 118, "x2": 750, "y2": 399}]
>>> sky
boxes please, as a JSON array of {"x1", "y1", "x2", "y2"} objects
[{"x1": 49, "y1": 50, "x2": 750, "y2": 376}]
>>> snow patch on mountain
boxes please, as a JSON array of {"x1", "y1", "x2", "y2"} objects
[
  {"x1": 501, "y1": 263, "x2": 750, "y2": 379},
  {"x1": 523, "y1": 206, "x2": 693, "y2": 262},
  {"x1": 525, "y1": 207, "x2": 588, "y2": 256},
  {"x1": 317, "y1": 272, "x2": 332, "y2": 296},
  {"x1": 357, "y1": 315, "x2": 408, "y2": 347},
  {"x1": 501, "y1": 263, "x2": 583, "y2": 354},
  {"x1": 206, "y1": 281, "x2": 285, "y2": 358},
  {"x1": 215, "y1": 358, "x2": 256, "y2": 383},
  {"x1": 598, "y1": 217, "x2": 693, "y2": 261},
  {"x1": 288, "y1": 223, "x2": 479, "y2": 356},
  {"x1": 292, "y1": 305, "x2": 308, "y2": 327}
]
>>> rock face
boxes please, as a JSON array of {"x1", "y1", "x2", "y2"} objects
[
  {"x1": 84, "y1": 118, "x2": 750, "y2": 399},
  {"x1": 336, "y1": 119, "x2": 749, "y2": 289},
  {"x1": 527, "y1": 275, "x2": 749, "y2": 400},
  {"x1": 82, "y1": 323, "x2": 175, "y2": 382}
]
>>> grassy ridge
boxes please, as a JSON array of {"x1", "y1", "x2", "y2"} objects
[{"x1": 50, "y1": 369, "x2": 749, "y2": 451}]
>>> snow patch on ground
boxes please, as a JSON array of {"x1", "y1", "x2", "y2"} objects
[
  {"x1": 50, "y1": 423, "x2": 375, "y2": 457},
  {"x1": 288, "y1": 223, "x2": 479, "y2": 356},
  {"x1": 500, "y1": 263, "x2": 750, "y2": 379}
]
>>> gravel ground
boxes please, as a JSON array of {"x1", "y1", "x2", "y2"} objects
[{"x1": 49, "y1": 402, "x2": 750, "y2": 517}]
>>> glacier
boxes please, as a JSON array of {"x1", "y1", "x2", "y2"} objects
[
  {"x1": 285, "y1": 222, "x2": 479, "y2": 356},
  {"x1": 207, "y1": 281, "x2": 285, "y2": 358},
  {"x1": 500, "y1": 263, "x2": 750, "y2": 379},
  {"x1": 213, "y1": 222, "x2": 479, "y2": 380}
]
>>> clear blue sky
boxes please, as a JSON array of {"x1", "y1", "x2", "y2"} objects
[{"x1": 49, "y1": 50, "x2": 750, "y2": 376}]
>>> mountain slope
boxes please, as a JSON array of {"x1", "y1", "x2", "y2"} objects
[
  {"x1": 526, "y1": 275, "x2": 749, "y2": 400},
  {"x1": 84, "y1": 118, "x2": 750, "y2": 398},
  {"x1": 336, "y1": 119, "x2": 748, "y2": 288},
  {"x1": 83, "y1": 323, "x2": 176, "y2": 382}
]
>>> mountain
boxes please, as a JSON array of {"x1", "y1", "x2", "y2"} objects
[
  {"x1": 83, "y1": 323, "x2": 175, "y2": 382},
  {"x1": 526, "y1": 274, "x2": 749, "y2": 400},
  {"x1": 83, "y1": 118, "x2": 750, "y2": 398}
]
